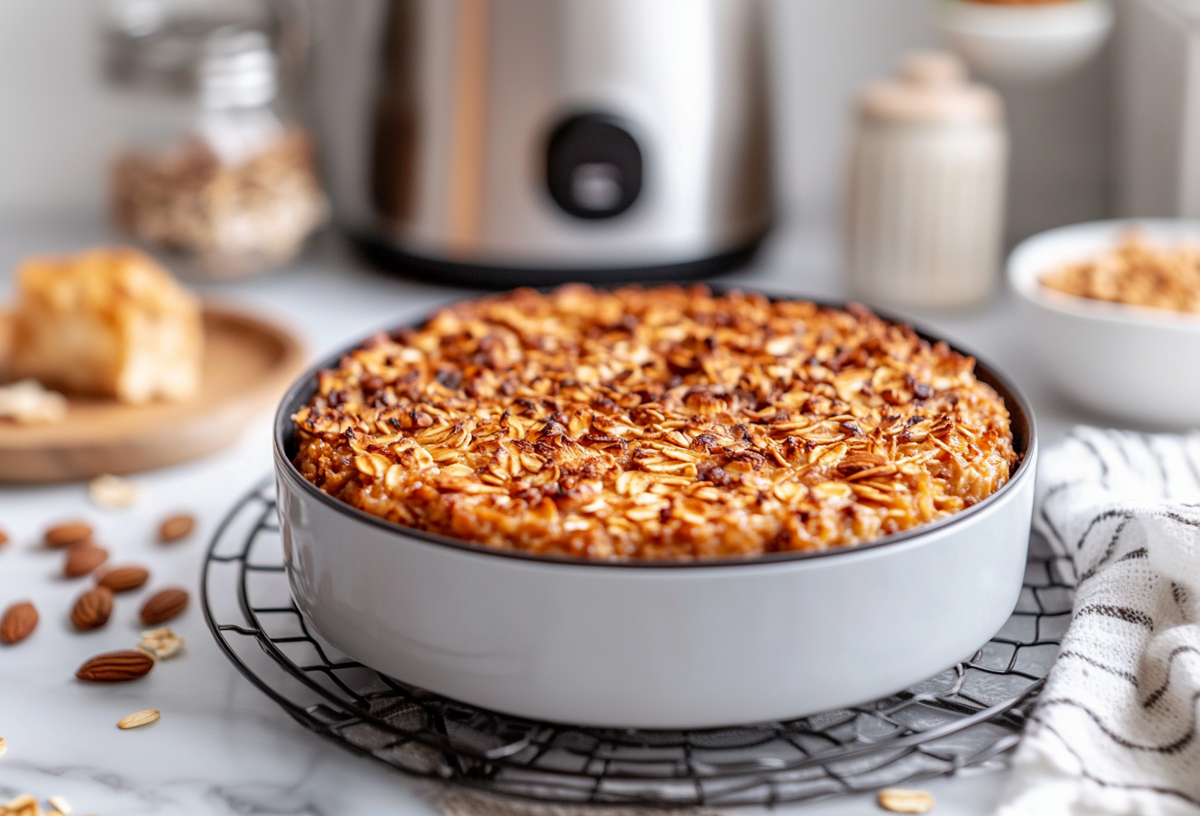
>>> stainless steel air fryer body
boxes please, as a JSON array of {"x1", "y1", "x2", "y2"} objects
[{"x1": 312, "y1": 0, "x2": 772, "y2": 284}]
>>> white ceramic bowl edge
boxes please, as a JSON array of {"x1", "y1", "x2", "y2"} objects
[{"x1": 938, "y1": 0, "x2": 1114, "y2": 84}]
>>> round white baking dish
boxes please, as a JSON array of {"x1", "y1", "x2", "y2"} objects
[
  {"x1": 274, "y1": 305, "x2": 1037, "y2": 729},
  {"x1": 1009, "y1": 218, "x2": 1200, "y2": 428}
]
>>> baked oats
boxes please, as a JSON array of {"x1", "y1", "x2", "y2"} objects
[{"x1": 292, "y1": 285, "x2": 1018, "y2": 561}]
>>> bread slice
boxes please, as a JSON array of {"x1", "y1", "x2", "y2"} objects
[{"x1": 10, "y1": 247, "x2": 203, "y2": 404}]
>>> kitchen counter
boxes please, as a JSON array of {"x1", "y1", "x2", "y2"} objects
[{"x1": 0, "y1": 216, "x2": 1104, "y2": 815}]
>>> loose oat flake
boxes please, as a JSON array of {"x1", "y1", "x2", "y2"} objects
[
  {"x1": 46, "y1": 796, "x2": 70, "y2": 816},
  {"x1": 0, "y1": 379, "x2": 66, "y2": 425},
  {"x1": 1, "y1": 794, "x2": 41, "y2": 816},
  {"x1": 0, "y1": 736, "x2": 6, "y2": 757},
  {"x1": 877, "y1": 787, "x2": 936, "y2": 814},
  {"x1": 138, "y1": 626, "x2": 184, "y2": 660},
  {"x1": 117, "y1": 709, "x2": 160, "y2": 730},
  {"x1": 88, "y1": 474, "x2": 143, "y2": 508}
]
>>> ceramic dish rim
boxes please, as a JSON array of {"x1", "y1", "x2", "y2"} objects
[{"x1": 273, "y1": 288, "x2": 1037, "y2": 571}]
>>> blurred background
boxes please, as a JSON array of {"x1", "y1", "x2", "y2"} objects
[{"x1": 0, "y1": 0, "x2": 1112, "y2": 247}]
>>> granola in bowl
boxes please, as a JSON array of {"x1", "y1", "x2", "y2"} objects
[
  {"x1": 291, "y1": 285, "x2": 1018, "y2": 562},
  {"x1": 1039, "y1": 232, "x2": 1200, "y2": 314}
]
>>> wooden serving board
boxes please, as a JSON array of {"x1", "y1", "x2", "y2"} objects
[{"x1": 0, "y1": 305, "x2": 306, "y2": 483}]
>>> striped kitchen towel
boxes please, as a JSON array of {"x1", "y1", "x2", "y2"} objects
[{"x1": 996, "y1": 427, "x2": 1200, "y2": 816}]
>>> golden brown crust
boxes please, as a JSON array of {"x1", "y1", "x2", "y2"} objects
[{"x1": 293, "y1": 285, "x2": 1017, "y2": 561}]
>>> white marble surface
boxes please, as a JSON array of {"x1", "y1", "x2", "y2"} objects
[{"x1": 0, "y1": 216, "x2": 1112, "y2": 815}]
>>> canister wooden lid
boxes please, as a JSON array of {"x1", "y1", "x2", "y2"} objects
[{"x1": 859, "y1": 51, "x2": 1003, "y2": 124}]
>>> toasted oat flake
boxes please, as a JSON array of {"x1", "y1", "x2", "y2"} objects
[
  {"x1": 0, "y1": 736, "x2": 6, "y2": 758},
  {"x1": 0, "y1": 379, "x2": 67, "y2": 425},
  {"x1": 877, "y1": 787, "x2": 935, "y2": 814},
  {"x1": 88, "y1": 474, "x2": 143, "y2": 508},
  {"x1": 117, "y1": 709, "x2": 160, "y2": 730},
  {"x1": 293, "y1": 286, "x2": 1016, "y2": 561},
  {"x1": 138, "y1": 627, "x2": 184, "y2": 660},
  {"x1": 1, "y1": 794, "x2": 41, "y2": 816},
  {"x1": 46, "y1": 796, "x2": 70, "y2": 815}
]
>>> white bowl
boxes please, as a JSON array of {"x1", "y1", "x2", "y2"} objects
[
  {"x1": 274, "y1": 307, "x2": 1037, "y2": 729},
  {"x1": 937, "y1": 0, "x2": 1113, "y2": 84},
  {"x1": 1009, "y1": 219, "x2": 1200, "y2": 427}
]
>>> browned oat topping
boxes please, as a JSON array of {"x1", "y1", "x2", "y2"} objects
[{"x1": 292, "y1": 285, "x2": 1017, "y2": 561}]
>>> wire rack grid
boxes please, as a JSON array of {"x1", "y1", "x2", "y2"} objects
[{"x1": 201, "y1": 481, "x2": 1073, "y2": 809}]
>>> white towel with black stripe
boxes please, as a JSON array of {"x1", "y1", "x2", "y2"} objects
[{"x1": 996, "y1": 427, "x2": 1200, "y2": 816}]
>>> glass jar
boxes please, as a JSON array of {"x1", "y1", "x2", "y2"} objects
[{"x1": 103, "y1": 0, "x2": 327, "y2": 280}]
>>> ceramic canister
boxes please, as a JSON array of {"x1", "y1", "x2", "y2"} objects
[{"x1": 846, "y1": 51, "x2": 1008, "y2": 308}]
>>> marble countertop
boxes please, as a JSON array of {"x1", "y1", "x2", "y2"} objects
[{"x1": 0, "y1": 217, "x2": 1104, "y2": 816}]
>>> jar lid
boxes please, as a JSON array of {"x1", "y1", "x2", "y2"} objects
[
  {"x1": 200, "y1": 28, "x2": 278, "y2": 109},
  {"x1": 102, "y1": 0, "x2": 273, "y2": 96},
  {"x1": 858, "y1": 52, "x2": 1003, "y2": 125}
]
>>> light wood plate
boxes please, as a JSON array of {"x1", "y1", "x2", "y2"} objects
[{"x1": 0, "y1": 305, "x2": 306, "y2": 483}]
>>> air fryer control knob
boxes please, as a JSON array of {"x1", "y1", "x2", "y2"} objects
[{"x1": 546, "y1": 114, "x2": 642, "y2": 219}]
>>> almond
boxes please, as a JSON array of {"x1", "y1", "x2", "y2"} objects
[
  {"x1": 0, "y1": 602, "x2": 38, "y2": 644},
  {"x1": 76, "y1": 650, "x2": 154, "y2": 682},
  {"x1": 0, "y1": 529, "x2": 8, "y2": 548},
  {"x1": 159, "y1": 513, "x2": 195, "y2": 543},
  {"x1": 44, "y1": 522, "x2": 92, "y2": 549},
  {"x1": 97, "y1": 565, "x2": 149, "y2": 593},
  {"x1": 63, "y1": 544, "x2": 108, "y2": 579},
  {"x1": 71, "y1": 586, "x2": 113, "y2": 631},
  {"x1": 139, "y1": 588, "x2": 188, "y2": 626}
]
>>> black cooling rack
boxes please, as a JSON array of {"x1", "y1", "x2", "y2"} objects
[{"x1": 201, "y1": 481, "x2": 1072, "y2": 808}]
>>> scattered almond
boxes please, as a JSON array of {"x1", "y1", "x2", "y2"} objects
[
  {"x1": 117, "y1": 709, "x2": 160, "y2": 730},
  {"x1": 158, "y1": 513, "x2": 195, "y2": 543},
  {"x1": 1, "y1": 602, "x2": 38, "y2": 644},
  {"x1": 46, "y1": 795, "x2": 70, "y2": 815},
  {"x1": 63, "y1": 544, "x2": 108, "y2": 579},
  {"x1": 138, "y1": 626, "x2": 184, "y2": 660},
  {"x1": 71, "y1": 587, "x2": 114, "y2": 631},
  {"x1": 96, "y1": 565, "x2": 149, "y2": 593},
  {"x1": 88, "y1": 474, "x2": 142, "y2": 508},
  {"x1": 76, "y1": 650, "x2": 154, "y2": 682},
  {"x1": 44, "y1": 522, "x2": 91, "y2": 549},
  {"x1": 878, "y1": 788, "x2": 936, "y2": 814},
  {"x1": 139, "y1": 588, "x2": 188, "y2": 625},
  {"x1": 0, "y1": 529, "x2": 8, "y2": 548}
]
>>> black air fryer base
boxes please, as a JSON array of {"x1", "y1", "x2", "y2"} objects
[{"x1": 352, "y1": 232, "x2": 768, "y2": 289}]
